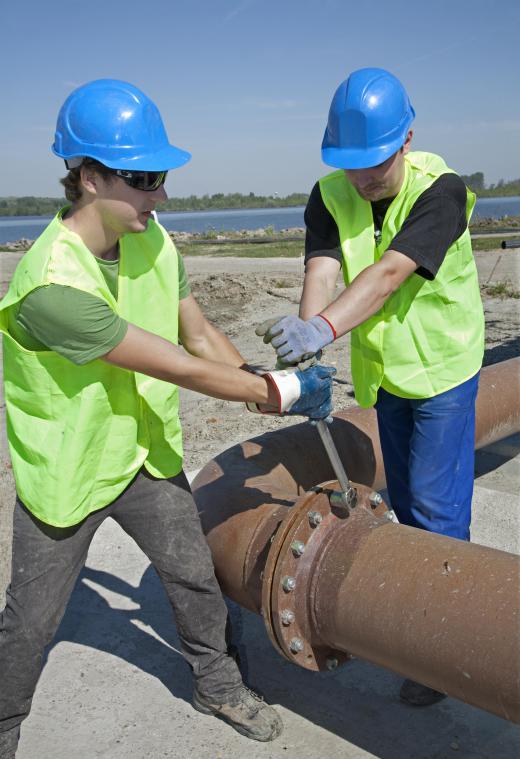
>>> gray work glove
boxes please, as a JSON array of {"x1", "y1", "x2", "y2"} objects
[
  {"x1": 256, "y1": 314, "x2": 335, "y2": 365},
  {"x1": 255, "y1": 317, "x2": 322, "y2": 370}
]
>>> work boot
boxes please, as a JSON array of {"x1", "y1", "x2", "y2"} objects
[
  {"x1": 400, "y1": 678, "x2": 447, "y2": 706},
  {"x1": 0, "y1": 726, "x2": 20, "y2": 759},
  {"x1": 192, "y1": 684, "x2": 283, "y2": 741}
]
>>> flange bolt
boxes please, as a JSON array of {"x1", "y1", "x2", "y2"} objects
[
  {"x1": 326, "y1": 656, "x2": 339, "y2": 670},
  {"x1": 308, "y1": 510, "x2": 323, "y2": 527},
  {"x1": 369, "y1": 491, "x2": 383, "y2": 508},
  {"x1": 282, "y1": 576, "x2": 296, "y2": 592},
  {"x1": 291, "y1": 540, "x2": 306, "y2": 557},
  {"x1": 281, "y1": 609, "x2": 295, "y2": 626},
  {"x1": 290, "y1": 637, "x2": 304, "y2": 654}
]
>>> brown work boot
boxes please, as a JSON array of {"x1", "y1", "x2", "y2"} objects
[
  {"x1": 400, "y1": 678, "x2": 447, "y2": 706},
  {"x1": 192, "y1": 684, "x2": 283, "y2": 741}
]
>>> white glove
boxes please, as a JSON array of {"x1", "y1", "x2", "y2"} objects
[
  {"x1": 246, "y1": 368, "x2": 300, "y2": 414},
  {"x1": 246, "y1": 364, "x2": 336, "y2": 420}
]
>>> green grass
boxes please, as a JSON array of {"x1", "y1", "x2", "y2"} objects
[
  {"x1": 481, "y1": 280, "x2": 520, "y2": 299},
  {"x1": 1, "y1": 234, "x2": 515, "y2": 258},
  {"x1": 471, "y1": 236, "x2": 512, "y2": 251},
  {"x1": 176, "y1": 239, "x2": 305, "y2": 258}
]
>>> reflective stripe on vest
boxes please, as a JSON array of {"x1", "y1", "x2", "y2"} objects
[
  {"x1": 0, "y1": 210, "x2": 183, "y2": 526},
  {"x1": 319, "y1": 151, "x2": 484, "y2": 407}
]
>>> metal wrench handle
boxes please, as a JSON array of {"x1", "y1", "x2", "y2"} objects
[{"x1": 315, "y1": 418, "x2": 351, "y2": 493}]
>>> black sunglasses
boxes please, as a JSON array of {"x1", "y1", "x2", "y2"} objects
[{"x1": 113, "y1": 169, "x2": 168, "y2": 192}]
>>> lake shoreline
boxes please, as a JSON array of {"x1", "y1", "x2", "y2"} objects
[{"x1": 1, "y1": 218, "x2": 519, "y2": 253}]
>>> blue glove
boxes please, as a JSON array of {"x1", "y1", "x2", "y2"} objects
[
  {"x1": 289, "y1": 363, "x2": 336, "y2": 419},
  {"x1": 246, "y1": 363, "x2": 336, "y2": 420},
  {"x1": 257, "y1": 314, "x2": 335, "y2": 365}
]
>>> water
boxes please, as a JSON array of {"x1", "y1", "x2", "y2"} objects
[
  {"x1": 470, "y1": 196, "x2": 520, "y2": 219},
  {"x1": 1, "y1": 197, "x2": 519, "y2": 245}
]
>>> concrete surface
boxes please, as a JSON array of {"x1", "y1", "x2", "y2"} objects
[{"x1": 7, "y1": 442, "x2": 520, "y2": 759}]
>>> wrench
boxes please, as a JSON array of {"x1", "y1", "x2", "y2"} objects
[{"x1": 312, "y1": 416, "x2": 357, "y2": 510}]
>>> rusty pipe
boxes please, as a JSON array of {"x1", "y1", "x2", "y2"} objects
[
  {"x1": 192, "y1": 358, "x2": 520, "y2": 721},
  {"x1": 258, "y1": 482, "x2": 520, "y2": 721}
]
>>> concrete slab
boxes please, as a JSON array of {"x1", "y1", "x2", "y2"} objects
[{"x1": 12, "y1": 464, "x2": 520, "y2": 759}]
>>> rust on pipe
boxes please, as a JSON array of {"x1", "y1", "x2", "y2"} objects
[
  {"x1": 192, "y1": 358, "x2": 520, "y2": 721},
  {"x1": 313, "y1": 507, "x2": 520, "y2": 722},
  {"x1": 260, "y1": 484, "x2": 519, "y2": 722},
  {"x1": 474, "y1": 358, "x2": 520, "y2": 447}
]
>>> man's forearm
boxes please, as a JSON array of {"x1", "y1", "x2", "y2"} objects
[
  {"x1": 183, "y1": 320, "x2": 246, "y2": 367},
  {"x1": 104, "y1": 325, "x2": 274, "y2": 403},
  {"x1": 321, "y1": 251, "x2": 418, "y2": 337},
  {"x1": 300, "y1": 270, "x2": 338, "y2": 320},
  {"x1": 102, "y1": 324, "x2": 334, "y2": 418}
]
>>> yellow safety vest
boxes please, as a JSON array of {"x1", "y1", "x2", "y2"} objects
[
  {"x1": 319, "y1": 151, "x2": 484, "y2": 407},
  {"x1": 0, "y1": 210, "x2": 183, "y2": 526}
]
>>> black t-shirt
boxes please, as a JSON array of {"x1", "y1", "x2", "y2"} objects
[{"x1": 304, "y1": 173, "x2": 468, "y2": 280}]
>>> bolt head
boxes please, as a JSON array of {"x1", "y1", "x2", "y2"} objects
[
  {"x1": 281, "y1": 609, "x2": 295, "y2": 626},
  {"x1": 289, "y1": 637, "x2": 304, "y2": 653},
  {"x1": 326, "y1": 656, "x2": 339, "y2": 670},
  {"x1": 384, "y1": 509, "x2": 399, "y2": 523},
  {"x1": 330, "y1": 489, "x2": 357, "y2": 509},
  {"x1": 290, "y1": 540, "x2": 306, "y2": 556},
  {"x1": 308, "y1": 510, "x2": 323, "y2": 527},
  {"x1": 369, "y1": 491, "x2": 383, "y2": 507},
  {"x1": 282, "y1": 575, "x2": 296, "y2": 592}
]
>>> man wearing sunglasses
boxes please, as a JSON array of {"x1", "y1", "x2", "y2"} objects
[{"x1": 0, "y1": 79, "x2": 336, "y2": 755}]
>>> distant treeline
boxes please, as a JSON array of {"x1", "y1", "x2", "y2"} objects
[
  {"x1": 159, "y1": 192, "x2": 310, "y2": 211},
  {"x1": 459, "y1": 173, "x2": 520, "y2": 197},
  {"x1": 1, "y1": 176, "x2": 519, "y2": 217},
  {"x1": 0, "y1": 192, "x2": 308, "y2": 217}
]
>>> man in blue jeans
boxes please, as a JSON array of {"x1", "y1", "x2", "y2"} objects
[{"x1": 259, "y1": 67, "x2": 484, "y2": 706}]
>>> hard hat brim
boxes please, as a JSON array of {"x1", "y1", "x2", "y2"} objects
[
  {"x1": 321, "y1": 137, "x2": 404, "y2": 170},
  {"x1": 52, "y1": 143, "x2": 192, "y2": 172}
]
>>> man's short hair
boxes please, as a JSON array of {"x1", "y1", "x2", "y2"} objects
[{"x1": 60, "y1": 158, "x2": 114, "y2": 202}]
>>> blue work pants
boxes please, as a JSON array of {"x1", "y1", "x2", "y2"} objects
[{"x1": 375, "y1": 373, "x2": 480, "y2": 541}]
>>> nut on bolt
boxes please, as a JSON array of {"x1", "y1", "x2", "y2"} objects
[
  {"x1": 308, "y1": 510, "x2": 323, "y2": 527},
  {"x1": 281, "y1": 609, "x2": 295, "y2": 626},
  {"x1": 290, "y1": 540, "x2": 306, "y2": 557},
  {"x1": 326, "y1": 655, "x2": 339, "y2": 670},
  {"x1": 369, "y1": 491, "x2": 383, "y2": 507},
  {"x1": 282, "y1": 575, "x2": 296, "y2": 592},
  {"x1": 289, "y1": 637, "x2": 304, "y2": 654}
]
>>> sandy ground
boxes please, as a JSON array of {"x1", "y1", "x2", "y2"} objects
[
  {"x1": 0, "y1": 248, "x2": 519, "y2": 595},
  {"x1": 2, "y1": 247, "x2": 518, "y2": 488},
  {"x1": 0, "y1": 248, "x2": 519, "y2": 758}
]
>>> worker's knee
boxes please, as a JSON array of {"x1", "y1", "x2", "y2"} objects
[{"x1": 1, "y1": 589, "x2": 64, "y2": 651}]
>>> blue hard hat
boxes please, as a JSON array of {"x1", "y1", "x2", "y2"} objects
[
  {"x1": 52, "y1": 79, "x2": 191, "y2": 171},
  {"x1": 321, "y1": 68, "x2": 415, "y2": 169}
]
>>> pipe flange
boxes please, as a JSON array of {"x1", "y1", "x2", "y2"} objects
[
  {"x1": 261, "y1": 488, "x2": 323, "y2": 661},
  {"x1": 262, "y1": 479, "x2": 390, "y2": 671}
]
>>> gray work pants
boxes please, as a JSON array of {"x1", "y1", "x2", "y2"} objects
[{"x1": 0, "y1": 470, "x2": 242, "y2": 740}]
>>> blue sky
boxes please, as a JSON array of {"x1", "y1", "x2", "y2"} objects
[{"x1": 1, "y1": 0, "x2": 519, "y2": 198}]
